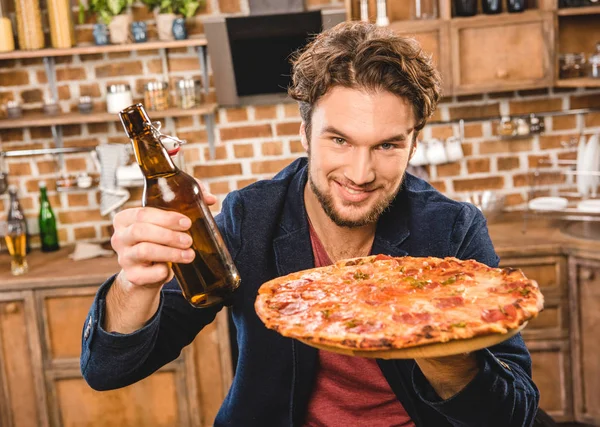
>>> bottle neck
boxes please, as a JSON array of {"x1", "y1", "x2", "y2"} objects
[
  {"x1": 132, "y1": 128, "x2": 178, "y2": 178},
  {"x1": 8, "y1": 192, "x2": 23, "y2": 220},
  {"x1": 40, "y1": 187, "x2": 48, "y2": 203}
]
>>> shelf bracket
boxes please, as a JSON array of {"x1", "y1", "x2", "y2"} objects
[
  {"x1": 159, "y1": 47, "x2": 169, "y2": 82},
  {"x1": 43, "y1": 57, "x2": 65, "y2": 171},
  {"x1": 197, "y1": 45, "x2": 216, "y2": 160}
]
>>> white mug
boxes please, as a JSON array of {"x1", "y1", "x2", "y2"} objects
[
  {"x1": 445, "y1": 136, "x2": 464, "y2": 162},
  {"x1": 426, "y1": 139, "x2": 448, "y2": 165},
  {"x1": 409, "y1": 141, "x2": 428, "y2": 166}
]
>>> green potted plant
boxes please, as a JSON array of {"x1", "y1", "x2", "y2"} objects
[
  {"x1": 141, "y1": 0, "x2": 202, "y2": 41},
  {"x1": 79, "y1": 0, "x2": 134, "y2": 44}
]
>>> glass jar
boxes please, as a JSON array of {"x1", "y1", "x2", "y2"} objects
[
  {"x1": 0, "y1": 0, "x2": 14, "y2": 52},
  {"x1": 144, "y1": 81, "x2": 170, "y2": 111},
  {"x1": 559, "y1": 53, "x2": 586, "y2": 79},
  {"x1": 47, "y1": 0, "x2": 75, "y2": 48},
  {"x1": 411, "y1": 0, "x2": 438, "y2": 19},
  {"x1": 14, "y1": 0, "x2": 44, "y2": 49},
  {"x1": 590, "y1": 42, "x2": 600, "y2": 79},
  {"x1": 176, "y1": 78, "x2": 203, "y2": 109},
  {"x1": 106, "y1": 84, "x2": 133, "y2": 114}
]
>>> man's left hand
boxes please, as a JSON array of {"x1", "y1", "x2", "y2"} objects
[{"x1": 415, "y1": 353, "x2": 479, "y2": 400}]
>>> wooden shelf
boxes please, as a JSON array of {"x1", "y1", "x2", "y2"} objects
[
  {"x1": 0, "y1": 37, "x2": 207, "y2": 61},
  {"x1": 0, "y1": 104, "x2": 218, "y2": 129},
  {"x1": 555, "y1": 77, "x2": 600, "y2": 87},
  {"x1": 557, "y1": 6, "x2": 600, "y2": 16}
]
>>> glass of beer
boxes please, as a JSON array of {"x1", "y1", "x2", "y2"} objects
[{"x1": 4, "y1": 218, "x2": 28, "y2": 275}]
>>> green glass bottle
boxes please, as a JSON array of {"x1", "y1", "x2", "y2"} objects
[{"x1": 38, "y1": 181, "x2": 60, "y2": 252}]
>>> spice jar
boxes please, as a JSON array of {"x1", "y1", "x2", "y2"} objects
[
  {"x1": 590, "y1": 42, "x2": 600, "y2": 79},
  {"x1": 559, "y1": 53, "x2": 586, "y2": 79},
  {"x1": 176, "y1": 78, "x2": 203, "y2": 109},
  {"x1": 106, "y1": 84, "x2": 133, "y2": 114},
  {"x1": 0, "y1": 0, "x2": 15, "y2": 52},
  {"x1": 14, "y1": 0, "x2": 44, "y2": 49},
  {"x1": 497, "y1": 116, "x2": 517, "y2": 137},
  {"x1": 144, "y1": 81, "x2": 170, "y2": 111}
]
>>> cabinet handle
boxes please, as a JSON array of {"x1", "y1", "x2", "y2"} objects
[
  {"x1": 580, "y1": 268, "x2": 595, "y2": 281},
  {"x1": 496, "y1": 69, "x2": 509, "y2": 79},
  {"x1": 4, "y1": 303, "x2": 19, "y2": 314}
]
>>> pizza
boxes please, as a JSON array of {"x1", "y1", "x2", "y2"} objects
[{"x1": 255, "y1": 255, "x2": 544, "y2": 351}]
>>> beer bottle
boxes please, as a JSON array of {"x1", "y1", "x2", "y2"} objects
[
  {"x1": 7, "y1": 186, "x2": 31, "y2": 253},
  {"x1": 38, "y1": 181, "x2": 60, "y2": 252},
  {"x1": 119, "y1": 103, "x2": 241, "y2": 308}
]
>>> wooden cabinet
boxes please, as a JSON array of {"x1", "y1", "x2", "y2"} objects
[
  {"x1": 450, "y1": 11, "x2": 554, "y2": 95},
  {"x1": 389, "y1": 20, "x2": 452, "y2": 94},
  {"x1": 0, "y1": 277, "x2": 232, "y2": 427},
  {"x1": 0, "y1": 292, "x2": 48, "y2": 427},
  {"x1": 500, "y1": 254, "x2": 574, "y2": 422},
  {"x1": 569, "y1": 257, "x2": 600, "y2": 426}
]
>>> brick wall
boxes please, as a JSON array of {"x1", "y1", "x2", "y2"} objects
[{"x1": 1, "y1": 0, "x2": 600, "y2": 247}]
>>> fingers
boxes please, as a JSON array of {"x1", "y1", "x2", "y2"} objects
[
  {"x1": 195, "y1": 179, "x2": 217, "y2": 206},
  {"x1": 116, "y1": 221, "x2": 192, "y2": 250},
  {"x1": 121, "y1": 263, "x2": 174, "y2": 288},
  {"x1": 113, "y1": 207, "x2": 192, "y2": 231},
  {"x1": 120, "y1": 242, "x2": 195, "y2": 268}
]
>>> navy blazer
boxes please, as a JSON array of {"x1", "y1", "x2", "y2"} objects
[{"x1": 81, "y1": 158, "x2": 539, "y2": 426}]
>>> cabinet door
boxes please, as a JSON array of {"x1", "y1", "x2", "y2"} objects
[
  {"x1": 450, "y1": 11, "x2": 553, "y2": 94},
  {"x1": 500, "y1": 255, "x2": 568, "y2": 341},
  {"x1": 526, "y1": 340, "x2": 574, "y2": 422},
  {"x1": 0, "y1": 291, "x2": 48, "y2": 427},
  {"x1": 389, "y1": 20, "x2": 452, "y2": 94},
  {"x1": 569, "y1": 257, "x2": 600, "y2": 425}
]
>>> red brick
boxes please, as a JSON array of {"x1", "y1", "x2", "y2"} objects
[
  {"x1": 174, "y1": 116, "x2": 195, "y2": 128},
  {"x1": 289, "y1": 140, "x2": 305, "y2": 153},
  {"x1": 193, "y1": 163, "x2": 242, "y2": 178},
  {"x1": 0, "y1": 91, "x2": 15, "y2": 106},
  {"x1": 177, "y1": 130, "x2": 208, "y2": 143},
  {"x1": 429, "y1": 180, "x2": 446, "y2": 193},
  {"x1": 456, "y1": 94, "x2": 484, "y2": 102},
  {"x1": 209, "y1": 181, "x2": 230, "y2": 195},
  {"x1": 463, "y1": 124, "x2": 483, "y2": 138},
  {"x1": 88, "y1": 123, "x2": 109, "y2": 134},
  {"x1": 251, "y1": 159, "x2": 295, "y2": 174},
  {"x1": 513, "y1": 172, "x2": 565, "y2": 187},
  {"x1": 497, "y1": 156, "x2": 520, "y2": 171},
  {"x1": 528, "y1": 155, "x2": 551, "y2": 168},
  {"x1": 220, "y1": 124, "x2": 272, "y2": 141},
  {"x1": 552, "y1": 115, "x2": 576, "y2": 131},
  {"x1": 436, "y1": 162, "x2": 461, "y2": 177},
  {"x1": 68, "y1": 193, "x2": 90, "y2": 207},
  {"x1": 505, "y1": 193, "x2": 525, "y2": 207},
  {"x1": 65, "y1": 158, "x2": 88, "y2": 172},
  {"x1": 276, "y1": 122, "x2": 301, "y2": 136},
  {"x1": 7, "y1": 161, "x2": 31, "y2": 176},
  {"x1": 58, "y1": 85, "x2": 71, "y2": 100},
  {"x1": 183, "y1": 147, "x2": 201, "y2": 164},
  {"x1": 466, "y1": 158, "x2": 490, "y2": 174},
  {"x1": 237, "y1": 178, "x2": 257, "y2": 189},
  {"x1": 261, "y1": 141, "x2": 283, "y2": 156},
  {"x1": 21, "y1": 89, "x2": 43, "y2": 103},
  {"x1": 226, "y1": 107, "x2": 248, "y2": 122},
  {"x1": 74, "y1": 226, "x2": 97, "y2": 240},
  {"x1": 430, "y1": 125, "x2": 454, "y2": 140},
  {"x1": 461, "y1": 143, "x2": 473, "y2": 157},
  {"x1": 1, "y1": 129, "x2": 24, "y2": 142},
  {"x1": 218, "y1": 0, "x2": 241, "y2": 13},
  {"x1": 449, "y1": 103, "x2": 500, "y2": 121},
  {"x1": 539, "y1": 134, "x2": 578, "y2": 150},
  {"x1": 479, "y1": 139, "x2": 532, "y2": 154},
  {"x1": 58, "y1": 209, "x2": 104, "y2": 224},
  {"x1": 570, "y1": 94, "x2": 600, "y2": 109},
  {"x1": 75, "y1": 27, "x2": 94, "y2": 44},
  {"x1": 132, "y1": 4, "x2": 154, "y2": 20},
  {"x1": 509, "y1": 98, "x2": 562, "y2": 115},
  {"x1": 168, "y1": 57, "x2": 202, "y2": 72},
  {"x1": 95, "y1": 61, "x2": 143, "y2": 78},
  {"x1": 453, "y1": 176, "x2": 504, "y2": 192},
  {"x1": 203, "y1": 145, "x2": 227, "y2": 160},
  {"x1": 284, "y1": 103, "x2": 300, "y2": 118},
  {"x1": 79, "y1": 83, "x2": 101, "y2": 98},
  {"x1": 585, "y1": 112, "x2": 600, "y2": 128},
  {"x1": 56, "y1": 67, "x2": 87, "y2": 81},
  {"x1": 63, "y1": 138, "x2": 100, "y2": 148},
  {"x1": 0, "y1": 70, "x2": 29, "y2": 86},
  {"x1": 254, "y1": 105, "x2": 277, "y2": 120},
  {"x1": 233, "y1": 144, "x2": 254, "y2": 158}
]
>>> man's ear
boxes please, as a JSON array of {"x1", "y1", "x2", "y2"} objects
[{"x1": 300, "y1": 122, "x2": 309, "y2": 152}]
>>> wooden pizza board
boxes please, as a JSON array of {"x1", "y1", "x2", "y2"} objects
[{"x1": 298, "y1": 322, "x2": 527, "y2": 359}]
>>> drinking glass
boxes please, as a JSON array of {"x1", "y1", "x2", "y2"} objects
[{"x1": 3, "y1": 219, "x2": 28, "y2": 275}]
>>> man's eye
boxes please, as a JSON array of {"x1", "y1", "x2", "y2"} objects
[
  {"x1": 379, "y1": 143, "x2": 397, "y2": 150},
  {"x1": 333, "y1": 137, "x2": 346, "y2": 145}
]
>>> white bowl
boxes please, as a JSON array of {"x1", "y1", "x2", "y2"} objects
[
  {"x1": 577, "y1": 199, "x2": 600, "y2": 213},
  {"x1": 528, "y1": 197, "x2": 569, "y2": 211}
]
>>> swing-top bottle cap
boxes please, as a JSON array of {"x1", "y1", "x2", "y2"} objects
[{"x1": 119, "y1": 103, "x2": 151, "y2": 138}]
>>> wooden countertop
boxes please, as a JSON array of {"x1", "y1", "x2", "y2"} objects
[
  {"x1": 1, "y1": 217, "x2": 600, "y2": 291},
  {"x1": 0, "y1": 245, "x2": 119, "y2": 292}
]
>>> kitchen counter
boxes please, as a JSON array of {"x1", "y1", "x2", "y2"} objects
[
  {"x1": 1, "y1": 217, "x2": 600, "y2": 290},
  {"x1": 0, "y1": 245, "x2": 118, "y2": 292}
]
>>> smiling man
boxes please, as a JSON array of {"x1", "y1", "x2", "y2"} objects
[{"x1": 81, "y1": 21, "x2": 540, "y2": 426}]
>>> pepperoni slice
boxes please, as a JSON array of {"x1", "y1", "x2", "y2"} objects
[
  {"x1": 481, "y1": 308, "x2": 505, "y2": 322},
  {"x1": 392, "y1": 312, "x2": 432, "y2": 325},
  {"x1": 434, "y1": 296, "x2": 465, "y2": 309}
]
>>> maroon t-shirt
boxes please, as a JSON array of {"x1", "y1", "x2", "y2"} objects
[{"x1": 303, "y1": 223, "x2": 415, "y2": 427}]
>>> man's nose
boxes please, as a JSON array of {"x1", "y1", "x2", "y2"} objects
[{"x1": 344, "y1": 147, "x2": 375, "y2": 186}]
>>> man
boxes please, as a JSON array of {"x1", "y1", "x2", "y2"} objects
[{"x1": 81, "y1": 21, "x2": 539, "y2": 426}]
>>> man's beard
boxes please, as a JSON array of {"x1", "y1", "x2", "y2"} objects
[{"x1": 308, "y1": 169, "x2": 404, "y2": 228}]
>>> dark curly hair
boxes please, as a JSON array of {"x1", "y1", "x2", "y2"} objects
[{"x1": 288, "y1": 21, "x2": 442, "y2": 141}]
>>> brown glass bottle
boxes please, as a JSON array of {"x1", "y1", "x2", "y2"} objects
[{"x1": 119, "y1": 103, "x2": 240, "y2": 308}]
